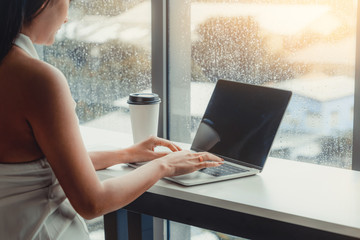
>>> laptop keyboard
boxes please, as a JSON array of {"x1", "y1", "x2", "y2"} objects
[{"x1": 199, "y1": 163, "x2": 249, "y2": 177}]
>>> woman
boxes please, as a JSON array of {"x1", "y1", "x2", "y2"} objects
[{"x1": 0, "y1": 0, "x2": 224, "y2": 239}]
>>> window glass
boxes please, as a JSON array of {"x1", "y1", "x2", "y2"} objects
[
  {"x1": 169, "y1": 0, "x2": 356, "y2": 170},
  {"x1": 44, "y1": 0, "x2": 151, "y2": 134},
  {"x1": 169, "y1": 221, "x2": 247, "y2": 240},
  {"x1": 42, "y1": 0, "x2": 151, "y2": 239}
]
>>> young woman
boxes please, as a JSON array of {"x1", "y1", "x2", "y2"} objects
[{"x1": 0, "y1": 0, "x2": 223, "y2": 238}]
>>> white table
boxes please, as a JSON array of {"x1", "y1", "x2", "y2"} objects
[{"x1": 81, "y1": 126, "x2": 360, "y2": 239}]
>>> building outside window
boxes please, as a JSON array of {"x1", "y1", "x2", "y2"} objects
[{"x1": 41, "y1": 0, "x2": 358, "y2": 239}]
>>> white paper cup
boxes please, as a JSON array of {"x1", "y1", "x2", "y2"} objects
[{"x1": 128, "y1": 93, "x2": 161, "y2": 144}]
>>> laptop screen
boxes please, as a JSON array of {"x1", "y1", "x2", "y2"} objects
[{"x1": 191, "y1": 79, "x2": 292, "y2": 170}]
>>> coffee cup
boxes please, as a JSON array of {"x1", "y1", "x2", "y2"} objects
[{"x1": 127, "y1": 93, "x2": 161, "y2": 144}]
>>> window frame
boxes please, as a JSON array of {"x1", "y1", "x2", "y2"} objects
[
  {"x1": 352, "y1": 0, "x2": 360, "y2": 171},
  {"x1": 152, "y1": 0, "x2": 168, "y2": 139}
]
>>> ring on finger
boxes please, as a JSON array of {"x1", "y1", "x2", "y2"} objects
[{"x1": 198, "y1": 155, "x2": 204, "y2": 162}]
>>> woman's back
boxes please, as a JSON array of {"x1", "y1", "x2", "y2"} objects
[
  {"x1": 0, "y1": 35, "x2": 90, "y2": 239},
  {"x1": 0, "y1": 42, "x2": 47, "y2": 163}
]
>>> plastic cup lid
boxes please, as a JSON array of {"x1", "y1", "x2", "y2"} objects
[{"x1": 127, "y1": 93, "x2": 161, "y2": 105}]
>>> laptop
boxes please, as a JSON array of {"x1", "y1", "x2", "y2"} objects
[{"x1": 130, "y1": 79, "x2": 292, "y2": 186}]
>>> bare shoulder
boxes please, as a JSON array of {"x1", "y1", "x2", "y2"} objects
[
  {"x1": 28, "y1": 59, "x2": 70, "y2": 98},
  {"x1": 23, "y1": 55, "x2": 67, "y2": 91},
  {"x1": 14, "y1": 47, "x2": 69, "y2": 94},
  {"x1": 3, "y1": 47, "x2": 69, "y2": 92},
  {"x1": 0, "y1": 47, "x2": 73, "y2": 116}
]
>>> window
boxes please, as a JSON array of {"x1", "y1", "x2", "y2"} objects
[
  {"x1": 42, "y1": 1, "x2": 151, "y2": 239},
  {"x1": 168, "y1": 0, "x2": 357, "y2": 170},
  {"x1": 330, "y1": 111, "x2": 339, "y2": 127},
  {"x1": 44, "y1": 0, "x2": 151, "y2": 134},
  {"x1": 169, "y1": 221, "x2": 246, "y2": 240},
  {"x1": 306, "y1": 111, "x2": 321, "y2": 129}
]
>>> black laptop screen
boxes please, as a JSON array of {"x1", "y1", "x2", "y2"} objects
[{"x1": 191, "y1": 79, "x2": 292, "y2": 170}]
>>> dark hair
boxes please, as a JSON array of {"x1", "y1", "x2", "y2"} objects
[{"x1": 0, "y1": 0, "x2": 51, "y2": 63}]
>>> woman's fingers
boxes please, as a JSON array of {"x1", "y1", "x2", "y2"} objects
[
  {"x1": 153, "y1": 137, "x2": 182, "y2": 152},
  {"x1": 195, "y1": 154, "x2": 224, "y2": 171},
  {"x1": 195, "y1": 152, "x2": 224, "y2": 163},
  {"x1": 189, "y1": 152, "x2": 224, "y2": 169},
  {"x1": 158, "y1": 150, "x2": 224, "y2": 177},
  {"x1": 173, "y1": 143, "x2": 182, "y2": 151},
  {"x1": 199, "y1": 160, "x2": 223, "y2": 168}
]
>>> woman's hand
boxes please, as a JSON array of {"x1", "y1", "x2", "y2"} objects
[
  {"x1": 126, "y1": 136, "x2": 182, "y2": 163},
  {"x1": 155, "y1": 150, "x2": 224, "y2": 177}
]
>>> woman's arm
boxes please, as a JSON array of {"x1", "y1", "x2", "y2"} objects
[
  {"x1": 24, "y1": 61, "x2": 223, "y2": 219},
  {"x1": 89, "y1": 136, "x2": 182, "y2": 170}
]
